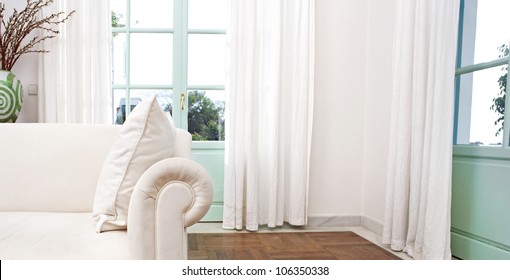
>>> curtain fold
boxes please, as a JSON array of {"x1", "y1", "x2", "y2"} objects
[
  {"x1": 382, "y1": 0, "x2": 460, "y2": 260},
  {"x1": 223, "y1": 0, "x2": 315, "y2": 231},
  {"x1": 38, "y1": 0, "x2": 112, "y2": 124}
]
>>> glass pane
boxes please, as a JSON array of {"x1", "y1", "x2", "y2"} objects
[
  {"x1": 188, "y1": 34, "x2": 226, "y2": 85},
  {"x1": 130, "y1": 33, "x2": 173, "y2": 85},
  {"x1": 130, "y1": 89, "x2": 173, "y2": 116},
  {"x1": 457, "y1": 66, "x2": 506, "y2": 146},
  {"x1": 112, "y1": 33, "x2": 127, "y2": 84},
  {"x1": 459, "y1": 0, "x2": 510, "y2": 67},
  {"x1": 188, "y1": 90, "x2": 225, "y2": 141},
  {"x1": 116, "y1": 89, "x2": 173, "y2": 124},
  {"x1": 131, "y1": 0, "x2": 173, "y2": 28},
  {"x1": 188, "y1": 0, "x2": 227, "y2": 30},
  {"x1": 111, "y1": 0, "x2": 127, "y2": 27},
  {"x1": 113, "y1": 89, "x2": 127, "y2": 124}
]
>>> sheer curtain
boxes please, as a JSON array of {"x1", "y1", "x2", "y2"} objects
[
  {"x1": 38, "y1": 0, "x2": 111, "y2": 123},
  {"x1": 382, "y1": 0, "x2": 460, "y2": 259},
  {"x1": 223, "y1": 0, "x2": 315, "y2": 231}
]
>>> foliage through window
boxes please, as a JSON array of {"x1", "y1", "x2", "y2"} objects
[{"x1": 491, "y1": 44, "x2": 508, "y2": 137}]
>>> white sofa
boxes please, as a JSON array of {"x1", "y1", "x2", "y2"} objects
[{"x1": 0, "y1": 123, "x2": 213, "y2": 259}]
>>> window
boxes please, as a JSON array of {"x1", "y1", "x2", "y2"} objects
[
  {"x1": 455, "y1": 0, "x2": 510, "y2": 147},
  {"x1": 111, "y1": 0, "x2": 227, "y2": 141}
]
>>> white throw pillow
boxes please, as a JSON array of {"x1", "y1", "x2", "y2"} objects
[{"x1": 93, "y1": 95, "x2": 176, "y2": 233}]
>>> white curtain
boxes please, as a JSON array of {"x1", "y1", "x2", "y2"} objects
[
  {"x1": 38, "y1": 0, "x2": 111, "y2": 123},
  {"x1": 223, "y1": 0, "x2": 315, "y2": 231},
  {"x1": 382, "y1": 0, "x2": 460, "y2": 259}
]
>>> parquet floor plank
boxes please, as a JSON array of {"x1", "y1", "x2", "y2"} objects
[{"x1": 187, "y1": 231, "x2": 400, "y2": 260}]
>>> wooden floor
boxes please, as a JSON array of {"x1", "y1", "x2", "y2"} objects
[{"x1": 188, "y1": 231, "x2": 400, "y2": 260}]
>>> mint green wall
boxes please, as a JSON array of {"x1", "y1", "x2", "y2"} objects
[
  {"x1": 191, "y1": 142, "x2": 224, "y2": 221},
  {"x1": 451, "y1": 146, "x2": 510, "y2": 259}
]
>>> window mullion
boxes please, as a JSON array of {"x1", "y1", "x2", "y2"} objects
[
  {"x1": 188, "y1": 29, "x2": 226, "y2": 35},
  {"x1": 455, "y1": 57, "x2": 509, "y2": 76},
  {"x1": 125, "y1": 0, "x2": 132, "y2": 116},
  {"x1": 173, "y1": 0, "x2": 189, "y2": 130}
]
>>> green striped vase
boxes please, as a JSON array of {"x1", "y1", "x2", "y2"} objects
[{"x1": 0, "y1": 70, "x2": 23, "y2": 123}]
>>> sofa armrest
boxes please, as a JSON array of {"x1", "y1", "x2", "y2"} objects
[{"x1": 127, "y1": 158, "x2": 213, "y2": 260}]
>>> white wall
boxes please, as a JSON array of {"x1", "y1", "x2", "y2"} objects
[
  {"x1": 361, "y1": 0, "x2": 396, "y2": 224},
  {"x1": 309, "y1": 0, "x2": 368, "y2": 217},
  {"x1": 309, "y1": 0, "x2": 396, "y2": 226},
  {"x1": 3, "y1": 0, "x2": 39, "y2": 123},
  {"x1": 11, "y1": 54, "x2": 39, "y2": 123}
]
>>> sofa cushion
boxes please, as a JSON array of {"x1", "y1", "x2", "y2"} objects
[
  {"x1": 0, "y1": 124, "x2": 120, "y2": 213},
  {"x1": 0, "y1": 212, "x2": 129, "y2": 259},
  {"x1": 93, "y1": 95, "x2": 176, "y2": 232}
]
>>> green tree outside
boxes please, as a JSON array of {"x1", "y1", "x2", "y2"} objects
[
  {"x1": 187, "y1": 90, "x2": 225, "y2": 141},
  {"x1": 162, "y1": 90, "x2": 225, "y2": 141},
  {"x1": 491, "y1": 44, "x2": 508, "y2": 136},
  {"x1": 111, "y1": 11, "x2": 124, "y2": 37}
]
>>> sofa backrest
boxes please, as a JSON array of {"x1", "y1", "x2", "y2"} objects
[{"x1": 0, "y1": 124, "x2": 191, "y2": 212}]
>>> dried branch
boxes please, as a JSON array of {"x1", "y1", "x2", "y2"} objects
[{"x1": 0, "y1": 0, "x2": 75, "y2": 70}]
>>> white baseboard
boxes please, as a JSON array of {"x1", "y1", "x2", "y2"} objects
[
  {"x1": 361, "y1": 215, "x2": 383, "y2": 235},
  {"x1": 306, "y1": 215, "x2": 360, "y2": 228},
  {"x1": 307, "y1": 215, "x2": 383, "y2": 235}
]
